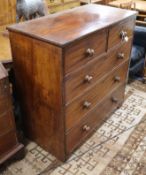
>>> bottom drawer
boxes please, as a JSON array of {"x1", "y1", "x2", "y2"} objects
[
  {"x1": 0, "y1": 131, "x2": 18, "y2": 156},
  {"x1": 66, "y1": 84, "x2": 125, "y2": 154}
]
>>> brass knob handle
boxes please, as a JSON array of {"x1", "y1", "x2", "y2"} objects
[
  {"x1": 86, "y1": 48, "x2": 95, "y2": 56},
  {"x1": 84, "y1": 75, "x2": 93, "y2": 83},
  {"x1": 117, "y1": 53, "x2": 125, "y2": 59},
  {"x1": 120, "y1": 30, "x2": 129, "y2": 42},
  {"x1": 83, "y1": 101, "x2": 91, "y2": 108},
  {"x1": 114, "y1": 76, "x2": 121, "y2": 82},
  {"x1": 111, "y1": 97, "x2": 118, "y2": 103},
  {"x1": 83, "y1": 125, "x2": 90, "y2": 131}
]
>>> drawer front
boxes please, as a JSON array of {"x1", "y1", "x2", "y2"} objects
[
  {"x1": 0, "y1": 111, "x2": 15, "y2": 136},
  {"x1": 66, "y1": 84, "x2": 125, "y2": 154},
  {"x1": 0, "y1": 131, "x2": 17, "y2": 156},
  {"x1": 65, "y1": 40, "x2": 132, "y2": 102},
  {"x1": 64, "y1": 30, "x2": 107, "y2": 74},
  {"x1": 108, "y1": 18, "x2": 135, "y2": 50},
  {"x1": 0, "y1": 78, "x2": 10, "y2": 99},
  {"x1": 66, "y1": 61, "x2": 129, "y2": 130}
]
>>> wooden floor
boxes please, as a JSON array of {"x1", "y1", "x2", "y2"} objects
[{"x1": 0, "y1": 25, "x2": 12, "y2": 62}]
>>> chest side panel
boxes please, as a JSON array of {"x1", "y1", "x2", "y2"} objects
[{"x1": 9, "y1": 32, "x2": 66, "y2": 161}]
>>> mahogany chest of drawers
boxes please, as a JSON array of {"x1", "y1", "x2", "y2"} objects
[
  {"x1": 8, "y1": 4, "x2": 137, "y2": 161},
  {"x1": 0, "y1": 63, "x2": 23, "y2": 165}
]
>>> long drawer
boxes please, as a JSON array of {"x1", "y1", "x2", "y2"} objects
[
  {"x1": 64, "y1": 30, "x2": 107, "y2": 74},
  {"x1": 108, "y1": 17, "x2": 135, "y2": 50},
  {"x1": 65, "y1": 61, "x2": 129, "y2": 130},
  {"x1": 66, "y1": 84, "x2": 125, "y2": 154},
  {"x1": 65, "y1": 40, "x2": 132, "y2": 103}
]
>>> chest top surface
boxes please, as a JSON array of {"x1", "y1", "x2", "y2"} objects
[
  {"x1": 7, "y1": 4, "x2": 137, "y2": 46},
  {"x1": 0, "y1": 63, "x2": 7, "y2": 80}
]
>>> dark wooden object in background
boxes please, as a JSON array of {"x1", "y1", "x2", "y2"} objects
[
  {"x1": 7, "y1": 4, "x2": 137, "y2": 161},
  {"x1": 0, "y1": 63, "x2": 24, "y2": 165}
]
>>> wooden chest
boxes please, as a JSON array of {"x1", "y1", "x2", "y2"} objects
[
  {"x1": 0, "y1": 63, "x2": 23, "y2": 165},
  {"x1": 8, "y1": 5, "x2": 137, "y2": 161}
]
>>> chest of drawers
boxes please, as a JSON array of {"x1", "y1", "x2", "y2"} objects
[
  {"x1": 0, "y1": 63, "x2": 23, "y2": 165},
  {"x1": 8, "y1": 4, "x2": 137, "y2": 161}
]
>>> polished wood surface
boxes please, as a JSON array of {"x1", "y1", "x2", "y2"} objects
[
  {"x1": 8, "y1": 5, "x2": 136, "y2": 161},
  {"x1": 0, "y1": 63, "x2": 24, "y2": 165},
  {"x1": 7, "y1": 4, "x2": 136, "y2": 46}
]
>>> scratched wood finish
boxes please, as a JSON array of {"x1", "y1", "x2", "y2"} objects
[
  {"x1": 0, "y1": 63, "x2": 24, "y2": 165},
  {"x1": 8, "y1": 5, "x2": 136, "y2": 161}
]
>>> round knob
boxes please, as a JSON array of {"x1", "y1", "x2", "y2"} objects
[
  {"x1": 114, "y1": 76, "x2": 121, "y2": 82},
  {"x1": 111, "y1": 97, "x2": 118, "y2": 103},
  {"x1": 84, "y1": 75, "x2": 93, "y2": 83},
  {"x1": 120, "y1": 30, "x2": 129, "y2": 42},
  {"x1": 83, "y1": 101, "x2": 91, "y2": 108},
  {"x1": 117, "y1": 53, "x2": 125, "y2": 59},
  {"x1": 86, "y1": 48, "x2": 95, "y2": 56},
  {"x1": 83, "y1": 125, "x2": 90, "y2": 131}
]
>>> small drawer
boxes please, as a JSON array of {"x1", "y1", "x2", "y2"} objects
[
  {"x1": 65, "y1": 40, "x2": 132, "y2": 103},
  {"x1": 0, "y1": 110, "x2": 15, "y2": 136},
  {"x1": 65, "y1": 61, "x2": 129, "y2": 130},
  {"x1": 66, "y1": 84, "x2": 125, "y2": 154},
  {"x1": 0, "y1": 78, "x2": 10, "y2": 99},
  {"x1": 108, "y1": 18, "x2": 135, "y2": 50},
  {"x1": 0, "y1": 131, "x2": 17, "y2": 156},
  {"x1": 64, "y1": 30, "x2": 107, "y2": 74}
]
